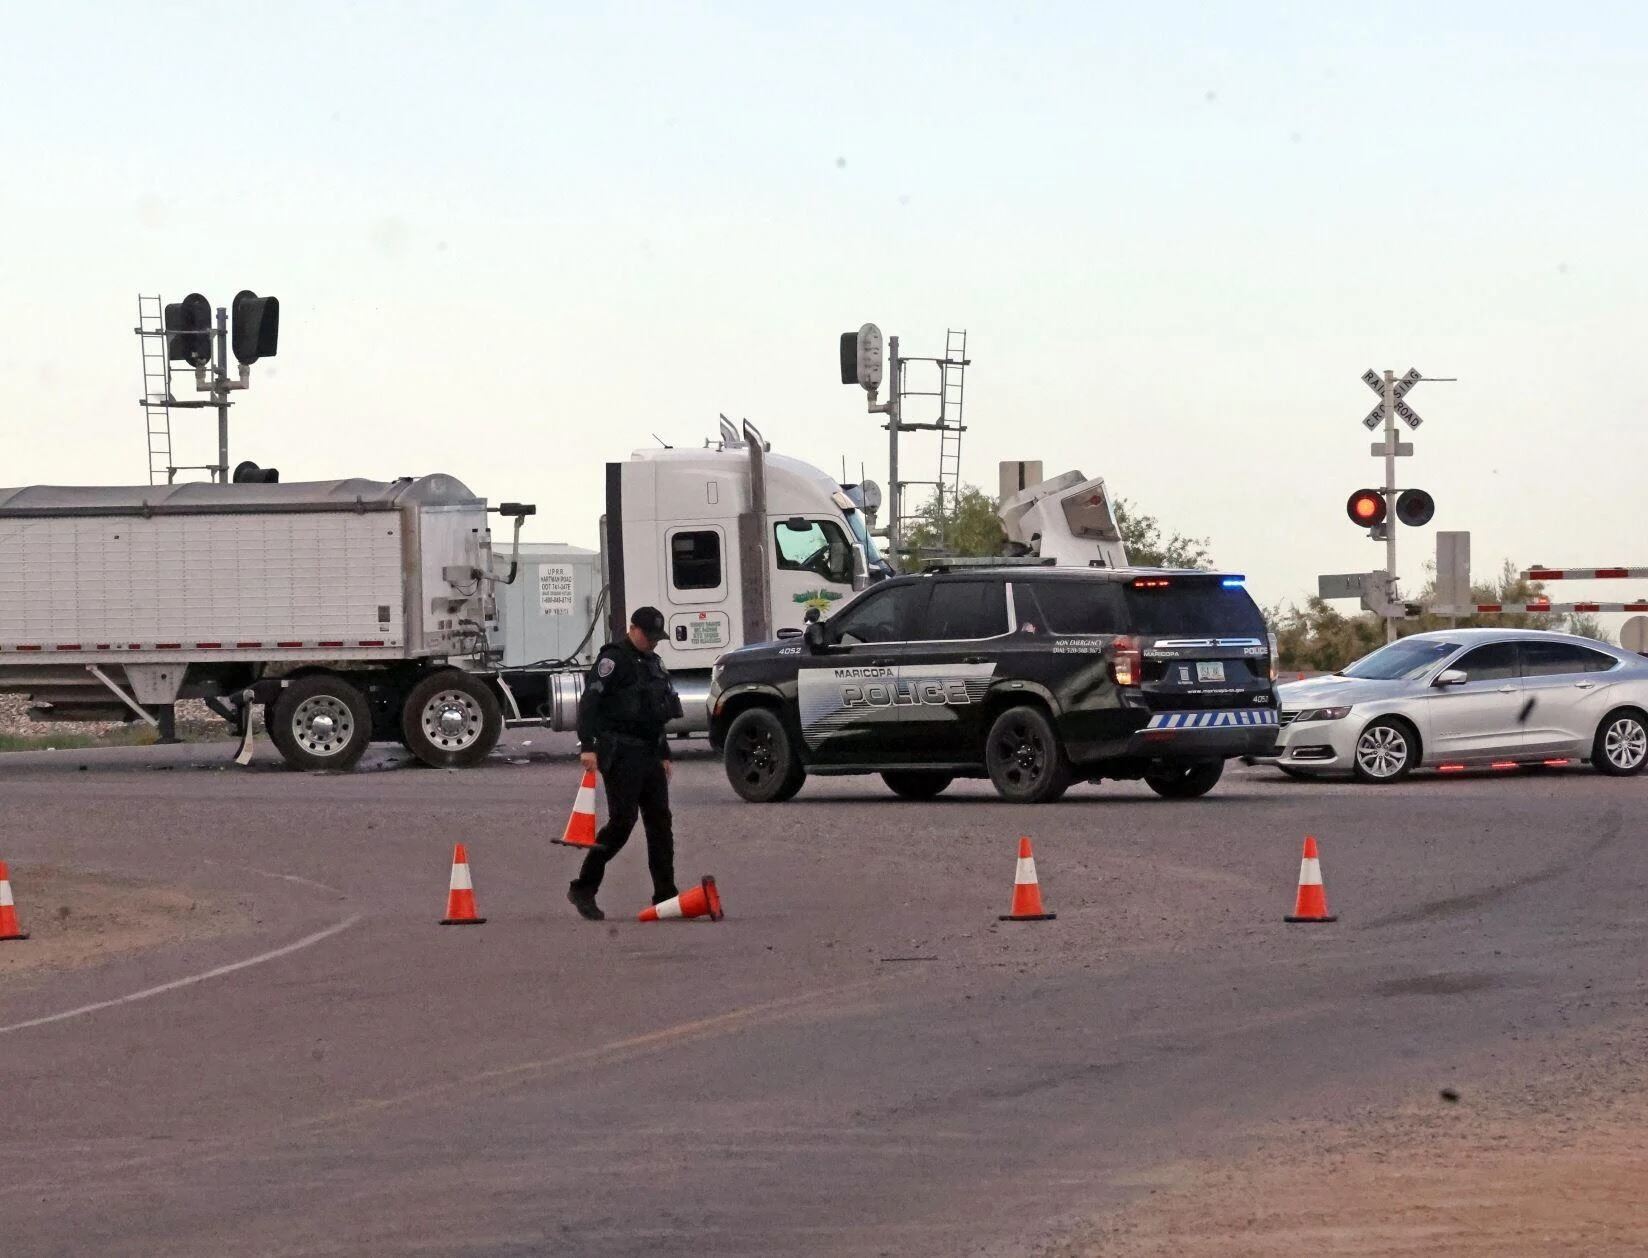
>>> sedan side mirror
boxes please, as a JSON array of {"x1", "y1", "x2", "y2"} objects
[
  {"x1": 1434, "y1": 668, "x2": 1468, "y2": 687},
  {"x1": 804, "y1": 620, "x2": 828, "y2": 652}
]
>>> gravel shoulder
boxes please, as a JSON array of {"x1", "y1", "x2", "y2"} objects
[
  {"x1": 1054, "y1": 1016, "x2": 1648, "y2": 1257},
  {"x1": 0, "y1": 864, "x2": 249, "y2": 982}
]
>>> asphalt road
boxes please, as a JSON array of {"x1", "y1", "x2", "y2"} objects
[{"x1": 1, "y1": 734, "x2": 1644, "y2": 1256}]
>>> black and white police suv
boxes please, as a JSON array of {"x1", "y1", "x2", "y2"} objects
[{"x1": 706, "y1": 567, "x2": 1279, "y2": 803}]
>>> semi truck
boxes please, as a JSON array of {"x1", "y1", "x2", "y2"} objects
[{"x1": 0, "y1": 420, "x2": 873, "y2": 771}]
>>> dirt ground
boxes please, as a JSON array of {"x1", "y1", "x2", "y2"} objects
[
  {"x1": 0, "y1": 863, "x2": 248, "y2": 981},
  {"x1": 1056, "y1": 1020, "x2": 1648, "y2": 1257}
]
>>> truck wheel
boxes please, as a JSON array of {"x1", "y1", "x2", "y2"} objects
[
  {"x1": 984, "y1": 705, "x2": 1073, "y2": 803},
  {"x1": 1144, "y1": 760, "x2": 1225, "y2": 799},
  {"x1": 723, "y1": 707, "x2": 806, "y2": 803},
  {"x1": 881, "y1": 770, "x2": 953, "y2": 800},
  {"x1": 401, "y1": 670, "x2": 503, "y2": 768},
  {"x1": 269, "y1": 675, "x2": 372, "y2": 772}
]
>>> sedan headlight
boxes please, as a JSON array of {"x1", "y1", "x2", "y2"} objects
[{"x1": 1292, "y1": 706, "x2": 1352, "y2": 722}]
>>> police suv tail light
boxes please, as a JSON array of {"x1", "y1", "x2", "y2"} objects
[
  {"x1": 1112, "y1": 636, "x2": 1143, "y2": 687},
  {"x1": 1268, "y1": 632, "x2": 1279, "y2": 682}
]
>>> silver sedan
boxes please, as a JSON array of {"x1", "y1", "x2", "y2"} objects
[{"x1": 1262, "y1": 628, "x2": 1648, "y2": 783}]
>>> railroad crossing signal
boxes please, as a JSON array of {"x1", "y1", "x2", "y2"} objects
[{"x1": 1347, "y1": 489, "x2": 1386, "y2": 527}]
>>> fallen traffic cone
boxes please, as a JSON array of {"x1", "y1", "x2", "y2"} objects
[
  {"x1": 638, "y1": 876, "x2": 723, "y2": 922},
  {"x1": 1284, "y1": 835, "x2": 1336, "y2": 923},
  {"x1": 0, "y1": 861, "x2": 29, "y2": 941},
  {"x1": 439, "y1": 843, "x2": 486, "y2": 925},
  {"x1": 553, "y1": 770, "x2": 601, "y2": 850},
  {"x1": 999, "y1": 836, "x2": 1056, "y2": 921}
]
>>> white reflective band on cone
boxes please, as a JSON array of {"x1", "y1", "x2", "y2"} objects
[
  {"x1": 1297, "y1": 857, "x2": 1322, "y2": 886},
  {"x1": 654, "y1": 897, "x2": 684, "y2": 919},
  {"x1": 1014, "y1": 858, "x2": 1038, "y2": 885},
  {"x1": 0, "y1": 883, "x2": 12, "y2": 907},
  {"x1": 573, "y1": 786, "x2": 596, "y2": 812},
  {"x1": 449, "y1": 863, "x2": 473, "y2": 892}
]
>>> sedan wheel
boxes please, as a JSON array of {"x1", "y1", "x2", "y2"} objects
[
  {"x1": 1593, "y1": 711, "x2": 1648, "y2": 777},
  {"x1": 1353, "y1": 719, "x2": 1414, "y2": 783}
]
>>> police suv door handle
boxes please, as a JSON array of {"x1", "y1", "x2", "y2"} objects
[{"x1": 962, "y1": 656, "x2": 986, "y2": 664}]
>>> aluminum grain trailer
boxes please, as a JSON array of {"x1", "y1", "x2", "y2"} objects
[{"x1": 0, "y1": 476, "x2": 531, "y2": 771}]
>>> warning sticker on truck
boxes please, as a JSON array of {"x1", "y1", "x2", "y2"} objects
[{"x1": 538, "y1": 564, "x2": 575, "y2": 615}]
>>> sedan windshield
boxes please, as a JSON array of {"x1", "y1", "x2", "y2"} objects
[{"x1": 1341, "y1": 638, "x2": 1462, "y2": 681}]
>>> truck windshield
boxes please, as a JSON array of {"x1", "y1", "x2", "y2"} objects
[
  {"x1": 841, "y1": 508, "x2": 882, "y2": 566},
  {"x1": 1341, "y1": 638, "x2": 1462, "y2": 681}
]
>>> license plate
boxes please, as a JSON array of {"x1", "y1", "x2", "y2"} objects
[{"x1": 1195, "y1": 661, "x2": 1226, "y2": 683}]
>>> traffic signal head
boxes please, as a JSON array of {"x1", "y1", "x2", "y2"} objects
[
  {"x1": 1347, "y1": 489, "x2": 1387, "y2": 528},
  {"x1": 164, "y1": 292, "x2": 213, "y2": 368},
  {"x1": 1395, "y1": 488, "x2": 1435, "y2": 528},
  {"x1": 231, "y1": 290, "x2": 280, "y2": 365}
]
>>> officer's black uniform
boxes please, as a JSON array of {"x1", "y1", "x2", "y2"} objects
[{"x1": 569, "y1": 611, "x2": 682, "y2": 915}]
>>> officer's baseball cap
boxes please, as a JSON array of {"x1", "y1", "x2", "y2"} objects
[{"x1": 631, "y1": 606, "x2": 667, "y2": 640}]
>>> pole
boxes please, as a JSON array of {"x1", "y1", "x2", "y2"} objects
[
  {"x1": 1382, "y1": 369, "x2": 1398, "y2": 642},
  {"x1": 214, "y1": 305, "x2": 230, "y2": 483},
  {"x1": 886, "y1": 334, "x2": 901, "y2": 556}
]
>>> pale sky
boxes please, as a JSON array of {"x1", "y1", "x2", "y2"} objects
[{"x1": 4, "y1": 2, "x2": 1646, "y2": 615}]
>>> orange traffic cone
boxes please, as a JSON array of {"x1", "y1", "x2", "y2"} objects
[
  {"x1": 1284, "y1": 835, "x2": 1336, "y2": 923},
  {"x1": 999, "y1": 836, "x2": 1056, "y2": 921},
  {"x1": 638, "y1": 876, "x2": 723, "y2": 922},
  {"x1": 0, "y1": 861, "x2": 29, "y2": 941},
  {"x1": 439, "y1": 843, "x2": 486, "y2": 925},
  {"x1": 554, "y1": 770, "x2": 601, "y2": 850}
]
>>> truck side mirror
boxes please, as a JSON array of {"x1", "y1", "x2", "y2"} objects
[
  {"x1": 804, "y1": 620, "x2": 828, "y2": 652},
  {"x1": 803, "y1": 606, "x2": 822, "y2": 623},
  {"x1": 850, "y1": 542, "x2": 869, "y2": 591},
  {"x1": 825, "y1": 540, "x2": 851, "y2": 584}
]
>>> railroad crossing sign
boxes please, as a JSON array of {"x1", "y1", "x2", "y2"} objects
[{"x1": 1360, "y1": 368, "x2": 1423, "y2": 429}]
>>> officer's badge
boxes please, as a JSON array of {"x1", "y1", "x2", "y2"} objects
[{"x1": 597, "y1": 657, "x2": 616, "y2": 678}]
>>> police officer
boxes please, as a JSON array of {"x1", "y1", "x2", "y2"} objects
[{"x1": 567, "y1": 606, "x2": 683, "y2": 921}]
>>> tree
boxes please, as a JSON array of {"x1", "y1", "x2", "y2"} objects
[
  {"x1": 902, "y1": 485, "x2": 1006, "y2": 557},
  {"x1": 1114, "y1": 499, "x2": 1212, "y2": 569}
]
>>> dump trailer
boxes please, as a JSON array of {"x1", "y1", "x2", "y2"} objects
[{"x1": 0, "y1": 475, "x2": 531, "y2": 771}]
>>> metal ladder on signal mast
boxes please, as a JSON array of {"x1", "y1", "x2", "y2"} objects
[
  {"x1": 136, "y1": 294, "x2": 174, "y2": 484},
  {"x1": 936, "y1": 328, "x2": 968, "y2": 516}
]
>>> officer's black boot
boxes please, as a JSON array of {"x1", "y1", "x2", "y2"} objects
[{"x1": 567, "y1": 884, "x2": 604, "y2": 921}]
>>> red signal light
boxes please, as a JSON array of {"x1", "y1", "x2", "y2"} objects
[{"x1": 1347, "y1": 489, "x2": 1387, "y2": 527}]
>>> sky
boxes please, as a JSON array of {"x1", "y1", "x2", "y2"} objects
[{"x1": 3, "y1": 1, "x2": 1646, "y2": 617}]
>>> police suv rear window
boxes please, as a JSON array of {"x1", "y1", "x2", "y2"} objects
[
  {"x1": 1019, "y1": 582, "x2": 1126, "y2": 635},
  {"x1": 1120, "y1": 582, "x2": 1265, "y2": 638}
]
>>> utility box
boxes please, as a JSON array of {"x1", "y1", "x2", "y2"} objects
[{"x1": 495, "y1": 542, "x2": 601, "y2": 669}]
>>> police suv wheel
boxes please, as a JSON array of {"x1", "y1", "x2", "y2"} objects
[
  {"x1": 269, "y1": 674, "x2": 372, "y2": 773},
  {"x1": 400, "y1": 670, "x2": 503, "y2": 769},
  {"x1": 984, "y1": 705, "x2": 1073, "y2": 803},
  {"x1": 1144, "y1": 760, "x2": 1225, "y2": 799},
  {"x1": 724, "y1": 707, "x2": 806, "y2": 803},
  {"x1": 880, "y1": 771, "x2": 954, "y2": 801}
]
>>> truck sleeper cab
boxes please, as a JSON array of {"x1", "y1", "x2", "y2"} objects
[{"x1": 707, "y1": 567, "x2": 1279, "y2": 803}]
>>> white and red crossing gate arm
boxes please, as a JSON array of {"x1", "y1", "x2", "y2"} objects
[
  {"x1": 1521, "y1": 567, "x2": 1648, "y2": 581},
  {"x1": 1434, "y1": 601, "x2": 1648, "y2": 616}
]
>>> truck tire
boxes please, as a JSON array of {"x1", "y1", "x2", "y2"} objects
[
  {"x1": 984, "y1": 705, "x2": 1073, "y2": 803},
  {"x1": 401, "y1": 670, "x2": 503, "y2": 768},
  {"x1": 1144, "y1": 760, "x2": 1225, "y2": 799},
  {"x1": 881, "y1": 770, "x2": 954, "y2": 800},
  {"x1": 268, "y1": 674, "x2": 373, "y2": 772},
  {"x1": 723, "y1": 707, "x2": 806, "y2": 803}
]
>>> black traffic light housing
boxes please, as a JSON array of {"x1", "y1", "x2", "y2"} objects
[
  {"x1": 232, "y1": 290, "x2": 280, "y2": 365},
  {"x1": 164, "y1": 292, "x2": 213, "y2": 368},
  {"x1": 232, "y1": 460, "x2": 279, "y2": 484},
  {"x1": 1395, "y1": 488, "x2": 1435, "y2": 528},
  {"x1": 1346, "y1": 488, "x2": 1387, "y2": 528}
]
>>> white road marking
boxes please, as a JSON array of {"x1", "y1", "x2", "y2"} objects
[{"x1": 0, "y1": 914, "x2": 363, "y2": 1036}]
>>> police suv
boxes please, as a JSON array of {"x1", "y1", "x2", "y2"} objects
[{"x1": 706, "y1": 567, "x2": 1278, "y2": 803}]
